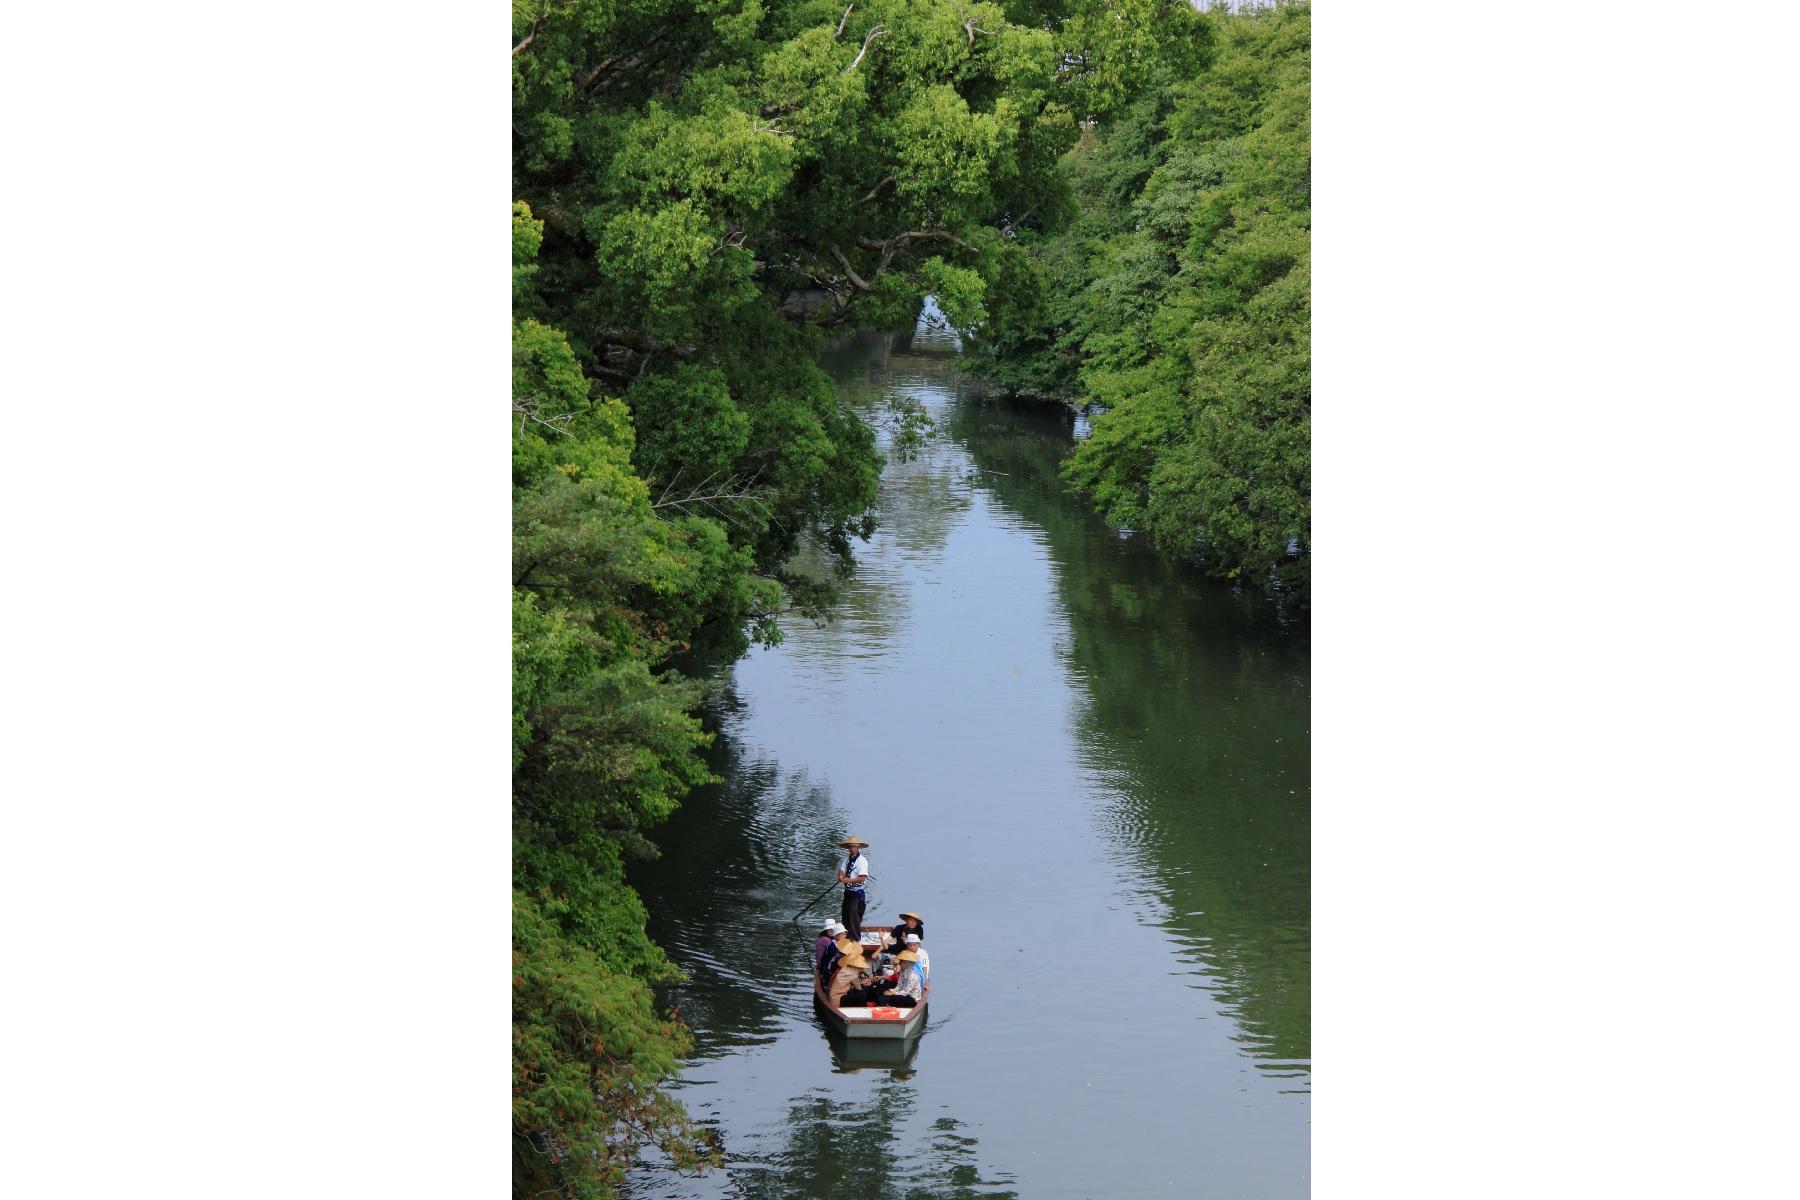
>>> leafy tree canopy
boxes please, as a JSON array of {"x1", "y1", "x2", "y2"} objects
[{"x1": 964, "y1": 2, "x2": 1310, "y2": 595}]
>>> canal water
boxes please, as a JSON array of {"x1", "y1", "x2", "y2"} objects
[{"x1": 626, "y1": 315, "x2": 1310, "y2": 1199}]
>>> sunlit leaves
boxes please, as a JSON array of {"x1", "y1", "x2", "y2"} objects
[
  {"x1": 893, "y1": 85, "x2": 1017, "y2": 227},
  {"x1": 919, "y1": 254, "x2": 988, "y2": 332},
  {"x1": 608, "y1": 100, "x2": 796, "y2": 214}
]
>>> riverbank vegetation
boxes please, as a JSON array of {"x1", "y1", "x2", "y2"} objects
[
  {"x1": 511, "y1": 3, "x2": 1292, "y2": 1196},
  {"x1": 967, "y1": 2, "x2": 1310, "y2": 593}
]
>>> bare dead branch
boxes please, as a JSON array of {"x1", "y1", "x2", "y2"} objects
[
  {"x1": 657, "y1": 490, "x2": 771, "y2": 510},
  {"x1": 657, "y1": 465, "x2": 686, "y2": 507},
  {"x1": 575, "y1": 55, "x2": 623, "y2": 91},
  {"x1": 860, "y1": 175, "x2": 895, "y2": 204},
  {"x1": 513, "y1": 8, "x2": 548, "y2": 57},
  {"x1": 512, "y1": 393, "x2": 578, "y2": 437},
  {"x1": 843, "y1": 25, "x2": 886, "y2": 74},
  {"x1": 709, "y1": 226, "x2": 749, "y2": 258},
  {"x1": 577, "y1": 27, "x2": 669, "y2": 92},
  {"x1": 835, "y1": 5, "x2": 855, "y2": 39},
  {"x1": 1000, "y1": 207, "x2": 1037, "y2": 236}
]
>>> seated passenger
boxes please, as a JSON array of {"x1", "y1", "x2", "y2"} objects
[
  {"x1": 815, "y1": 919, "x2": 843, "y2": 977},
  {"x1": 827, "y1": 952, "x2": 870, "y2": 1008},
  {"x1": 894, "y1": 911, "x2": 925, "y2": 944},
  {"x1": 824, "y1": 933, "x2": 856, "y2": 986},
  {"x1": 884, "y1": 949, "x2": 925, "y2": 1008},
  {"x1": 842, "y1": 968, "x2": 891, "y2": 1007},
  {"x1": 900, "y1": 931, "x2": 929, "y2": 983}
]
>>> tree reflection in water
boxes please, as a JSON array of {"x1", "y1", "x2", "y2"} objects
[
  {"x1": 725, "y1": 1064, "x2": 1019, "y2": 1200},
  {"x1": 945, "y1": 390, "x2": 1310, "y2": 1071}
]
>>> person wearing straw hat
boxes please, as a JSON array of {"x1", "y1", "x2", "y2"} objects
[
  {"x1": 827, "y1": 950, "x2": 871, "y2": 1008},
  {"x1": 900, "y1": 931, "x2": 929, "y2": 983},
  {"x1": 828, "y1": 932, "x2": 858, "y2": 984},
  {"x1": 836, "y1": 836, "x2": 871, "y2": 941},
  {"x1": 884, "y1": 949, "x2": 925, "y2": 1008},
  {"x1": 894, "y1": 910, "x2": 925, "y2": 943}
]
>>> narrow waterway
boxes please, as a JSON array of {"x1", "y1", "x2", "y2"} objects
[{"x1": 626, "y1": 315, "x2": 1310, "y2": 1199}]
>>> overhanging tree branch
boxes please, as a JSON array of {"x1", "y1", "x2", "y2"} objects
[
  {"x1": 855, "y1": 229, "x2": 980, "y2": 271},
  {"x1": 829, "y1": 244, "x2": 873, "y2": 291}
]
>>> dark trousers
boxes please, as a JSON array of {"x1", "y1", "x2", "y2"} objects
[
  {"x1": 842, "y1": 982, "x2": 888, "y2": 1006},
  {"x1": 840, "y1": 889, "x2": 866, "y2": 939}
]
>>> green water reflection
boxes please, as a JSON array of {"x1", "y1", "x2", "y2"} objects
[{"x1": 943, "y1": 392, "x2": 1310, "y2": 1065}]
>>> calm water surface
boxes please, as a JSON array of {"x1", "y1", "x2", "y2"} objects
[{"x1": 626, "y1": 318, "x2": 1310, "y2": 1199}]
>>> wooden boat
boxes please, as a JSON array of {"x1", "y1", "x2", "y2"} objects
[{"x1": 812, "y1": 924, "x2": 930, "y2": 1040}]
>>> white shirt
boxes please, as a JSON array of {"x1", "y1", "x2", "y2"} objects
[
  {"x1": 843, "y1": 852, "x2": 870, "y2": 889},
  {"x1": 912, "y1": 946, "x2": 930, "y2": 983}
]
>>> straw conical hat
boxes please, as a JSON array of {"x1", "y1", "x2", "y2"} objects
[
  {"x1": 840, "y1": 954, "x2": 870, "y2": 971},
  {"x1": 896, "y1": 950, "x2": 920, "y2": 963},
  {"x1": 839, "y1": 835, "x2": 869, "y2": 848},
  {"x1": 898, "y1": 911, "x2": 921, "y2": 922}
]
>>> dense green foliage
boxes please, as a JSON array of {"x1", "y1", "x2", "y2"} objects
[
  {"x1": 513, "y1": 204, "x2": 732, "y2": 1195},
  {"x1": 510, "y1": 4, "x2": 1211, "y2": 1195},
  {"x1": 967, "y1": 2, "x2": 1310, "y2": 593}
]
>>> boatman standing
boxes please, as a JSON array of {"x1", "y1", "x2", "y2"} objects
[{"x1": 837, "y1": 835, "x2": 871, "y2": 941}]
